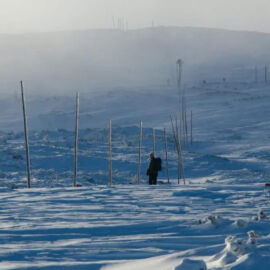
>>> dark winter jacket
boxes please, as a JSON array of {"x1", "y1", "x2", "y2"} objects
[{"x1": 147, "y1": 158, "x2": 158, "y2": 176}]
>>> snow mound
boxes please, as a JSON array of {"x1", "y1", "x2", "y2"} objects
[
  {"x1": 209, "y1": 231, "x2": 259, "y2": 269},
  {"x1": 196, "y1": 215, "x2": 231, "y2": 228},
  {"x1": 225, "y1": 232, "x2": 257, "y2": 256},
  {"x1": 229, "y1": 253, "x2": 270, "y2": 270},
  {"x1": 252, "y1": 210, "x2": 268, "y2": 221},
  {"x1": 175, "y1": 259, "x2": 207, "y2": 270}
]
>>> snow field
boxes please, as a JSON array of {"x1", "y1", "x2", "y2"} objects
[
  {"x1": 1, "y1": 82, "x2": 270, "y2": 269},
  {"x1": 0, "y1": 183, "x2": 269, "y2": 269}
]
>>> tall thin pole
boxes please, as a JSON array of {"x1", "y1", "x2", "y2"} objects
[
  {"x1": 170, "y1": 116, "x2": 179, "y2": 153},
  {"x1": 178, "y1": 134, "x2": 186, "y2": 185},
  {"x1": 73, "y1": 92, "x2": 79, "y2": 187},
  {"x1": 182, "y1": 96, "x2": 186, "y2": 144},
  {"x1": 108, "y1": 120, "x2": 112, "y2": 185},
  {"x1": 170, "y1": 116, "x2": 185, "y2": 185},
  {"x1": 177, "y1": 59, "x2": 183, "y2": 139},
  {"x1": 182, "y1": 96, "x2": 185, "y2": 122},
  {"x1": 137, "y1": 121, "x2": 142, "y2": 184},
  {"x1": 170, "y1": 117, "x2": 180, "y2": 184},
  {"x1": 177, "y1": 117, "x2": 185, "y2": 185},
  {"x1": 185, "y1": 110, "x2": 188, "y2": 148},
  {"x1": 175, "y1": 118, "x2": 181, "y2": 183},
  {"x1": 177, "y1": 59, "x2": 183, "y2": 91},
  {"x1": 20, "y1": 81, "x2": 31, "y2": 189},
  {"x1": 164, "y1": 128, "x2": 169, "y2": 183},
  {"x1": 152, "y1": 128, "x2": 155, "y2": 154}
]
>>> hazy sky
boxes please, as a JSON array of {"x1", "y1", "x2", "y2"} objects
[{"x1": 0, "y1": 0, "x2": 269, "y2": 34}]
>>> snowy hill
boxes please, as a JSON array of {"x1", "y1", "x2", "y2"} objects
[{"x1": 1, "y1": 26, "x2": 270, "y2": 95}]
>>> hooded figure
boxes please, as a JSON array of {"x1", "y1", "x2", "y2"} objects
[{"x1": 146, "y1": 152, "x2": 158, "y2": 185}]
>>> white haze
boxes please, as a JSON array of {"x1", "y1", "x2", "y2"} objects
[
  {"x1": 0, "y1": 27, "x2": 270, "y2": 96},
  {"x1": 0, "y1": 0, "x2": 270, "y2": 34},
  {"x1": 0, "y1": 1, "x2": 269, "y2": 95}
]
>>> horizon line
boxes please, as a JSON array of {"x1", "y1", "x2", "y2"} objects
[{"x1": 0, "y1": 25, "x2": 270, "y2": 36}]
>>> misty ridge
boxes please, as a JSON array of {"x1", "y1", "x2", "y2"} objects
[
  {"x1": 1, "y1": 26, "x2": 270, "y2": 131},
  {"x1": 1, "y1": 26, "x2": 270, "y2": 96}
]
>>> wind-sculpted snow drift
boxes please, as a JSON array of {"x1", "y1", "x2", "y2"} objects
[{"x1": 0, "y1": 186, "x2": 270, "y2": 270}]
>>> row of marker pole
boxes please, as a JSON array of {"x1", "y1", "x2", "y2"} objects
[
  {"x1": 107, "y1": 120, "x2": 184, "y2": 185},
  {"x1": 20, "y1": 82, "x2": 190, "y2": 188},
  {"x1": 18, "y1": 62, "x2": 268, "y2": 188}
]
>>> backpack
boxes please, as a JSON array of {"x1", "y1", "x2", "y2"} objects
[{"x1": 154, "y1": 157, "x2": 162, "y2": 172}]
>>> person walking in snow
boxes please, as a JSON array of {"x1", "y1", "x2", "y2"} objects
[{"x1": 146, "y1": 152, "x2": 162, "y2": 185}]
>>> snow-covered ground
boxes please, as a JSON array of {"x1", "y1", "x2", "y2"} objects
[
  {"x1": 0, "y1": 82, "x2": 270, "y2": 269},
  {"x1": 0, "y1": 184, "x2": 270, "y2": 270}
]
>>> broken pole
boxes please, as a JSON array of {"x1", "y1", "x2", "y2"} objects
[{"x1": 20, "y1": 81, "x2": 31, "y2": 189}]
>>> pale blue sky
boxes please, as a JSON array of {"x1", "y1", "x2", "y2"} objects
[{"x1": 0, "y1": 0, "x2": 269, "y2": 33}]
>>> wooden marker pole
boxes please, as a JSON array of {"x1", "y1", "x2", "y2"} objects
[
  {"x1": 164, "y1": 128, "x2": 169, "y2": 183},
  {"x1": 73, "y1": 92, "x2": 79, "y2": 187},
  {"x1": 177, "y1": 59, "x2": 183, "y2": 140},
  {"x1": 176, "y1": 121, "x2": 181, "y2": 184},
  {"x1": 182, "y1": 97, "x2": 185, "y2": 141},
  {"x1": 175, "y1": 118, "x2": 181, "y2": 184},
  {"x1": 108, "y1": 120, "x2": 112, "y2": 185},
  {"x1": 20, "y1": 81, "x2": 31, "y2": 189},
  {"x1": 170, "y1": 117, "x2": 180, "y2": 184},
  {"x1": 178, "y1": 131, "x2": 185, "y2": 185},
  {"x1": 137, "y1": 121, "x2": 142, "y2": 184},
  {"x1": 170, "y1": 116, "x2": 186, "y2": 185},
  {"x1": 176, "y1": 117, "x2": 185, "y2": 185}
]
